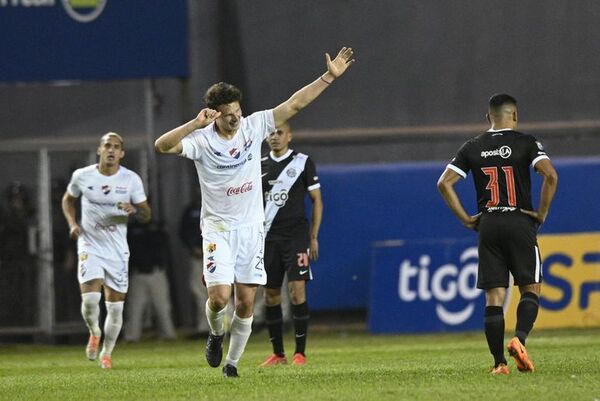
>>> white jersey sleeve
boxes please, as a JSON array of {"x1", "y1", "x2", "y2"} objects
[
  {"x1": 130, "y1": 173, "x2": 147, "y2": 204},
  {"x1": 67, "y1": 169, "x2": 83, "y2": 197},
  {"x1": 180, "y1": 129, "x2": 205, "y2": 161}
]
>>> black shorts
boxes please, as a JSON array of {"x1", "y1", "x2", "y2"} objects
[
  {"x1": 477, "y1": 212, "x2": 542, "y2": 289},
  {"x1": 264, "y1": 236, "x2": 312, "y2": 289}
]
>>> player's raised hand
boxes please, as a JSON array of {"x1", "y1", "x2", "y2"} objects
[
  {"x1": 325, "y1": 46, "x2": 355, "y2": 80},
  {"x1": 195, "y1": 108, "x2": 221, "y2": 128}
]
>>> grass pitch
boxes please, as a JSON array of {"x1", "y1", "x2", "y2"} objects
[{"x1": 1, "y1": 328, "x2": 599, "y2": 401}]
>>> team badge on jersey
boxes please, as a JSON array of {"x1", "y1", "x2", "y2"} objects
[
  {"x1": 207, "y1": 243, "x2": 217, "y2": 253},
  {"x1": 101, "y1": 185, "x2": 111, "y2": 195},
  {"x1": 229, "y1": 148, "x2": 241, "y2": 159},
  {"x1": 80, "y1": 252, "x2": 88, "y2": 262}
]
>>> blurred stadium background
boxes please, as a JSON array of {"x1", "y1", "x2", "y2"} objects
[{"x1": 0, "y1": 0, "x2": 599, "y2": 342}]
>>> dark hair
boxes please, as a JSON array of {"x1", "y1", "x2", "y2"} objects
[
  {"x1": 203, "y1": 82, "x2": 242, "y2": 109},
  {"x1": 488, "y1": 93, "x2": 517, "y2": 110}
]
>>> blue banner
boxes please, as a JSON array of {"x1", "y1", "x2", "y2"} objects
[
  {"x1": 368, "y1": 238, "x2": 485, "y2": 333},
  {"x1": 0, "y1": 0, "x2": 187, "y2": 82}
]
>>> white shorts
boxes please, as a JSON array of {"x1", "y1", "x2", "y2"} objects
[
  {"x1": 77, "y1": 252, "x2": 129, "y2": 293},
  {"x1": 202, "y1": 223, "x2": 266, "y2": 287}
]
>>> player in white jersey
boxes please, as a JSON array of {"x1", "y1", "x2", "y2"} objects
[
  {"x1": 62, "y1": 132, "x2": 151, "y2": 369},
  {"x1": 155, "y1": 46, "x2": 355, "y2": 378}
]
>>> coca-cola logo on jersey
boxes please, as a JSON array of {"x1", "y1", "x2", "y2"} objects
[{"x1": 227, "y1": 181, "x2": 253, "y2": 196}]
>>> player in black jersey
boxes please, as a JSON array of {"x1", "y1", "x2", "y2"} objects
[
  {"x1": 259, "y1": 122, "x2": 323, "y2": 367},
  {"x1": 437, "y1": 94, "x2": 558, "y2": 375}
]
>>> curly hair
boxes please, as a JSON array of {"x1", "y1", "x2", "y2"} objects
[{"x1": 203, "y1": 82, "x2": 242, "y2": 109}]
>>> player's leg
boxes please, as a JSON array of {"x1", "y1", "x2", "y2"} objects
[
  {"x1": 260, "y1": 240, "x2": 288, "y2": 366},
  {"x1": 222, "y1": 224, "x2": 266, "y2": 377},
  {"x1": 99, "y1": 286, "x2": 126, "y2": 369},
  {"x1": 98, "y1": 258, "x2": 129, "y2": 369},
  {"x1": 288, "y1": 279, "x2": 309, "y2": 365},
  {"x1": 80, "y1": 279, "x2": 103, "y2": 360},
  {"x1": 477, "y1": 214, "x2": 510, "y2": 374},
  {"x1": 506, "y1": 218, "x2": 541, "y2": 372},
  {"x1": 484, "y1": 287, "x2": 509, "y2": 374},
  {"x1": 223, "y1": 282, "x2": 258, "y2": 376},
  {"x1": 203, "y1": 234, "x2": 235, "y2": 368},
  {"x1": 190, "y1": 257, "x2": 210, "y2": 335},
  {"x1": 78, "y1": 252, "x2": 105, "y2": 361}
]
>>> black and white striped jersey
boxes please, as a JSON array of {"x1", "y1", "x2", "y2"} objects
[{"x1": 261, "y1": 149, "x2": 320, "y2": 240}]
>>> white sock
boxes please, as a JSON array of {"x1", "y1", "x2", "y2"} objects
[
  {"x1": 224, "y1": 313, "x2": 253, "y2": 367},
  {"x1": 81, "y1": 292, "x2": 102, "y2": 337},
  {"x1": 206, "y1": 299, "x2": 227, "y2": 336},
  {"x1": 101, "y1": 301, "x2": 124, "y2": 356}
]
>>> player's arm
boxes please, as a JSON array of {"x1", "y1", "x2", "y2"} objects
[
  {"x1": 61, "y1": 191, "x2": 81, "y2": 240},
  {"x1": 437, "y1": 168, "x2": 481, "y2": 230},
  {"x1": 272, "y1": 47, "x2": 355, "y2": 127},
  {"x1": 308, "y1": 188, "x2": 323, "y2": 261},
  {"x1": 117, "y1": 201, "x2": 152, "y2": 224},
  {"x1": 521, "y1": 159, "x2": 558, "y2": 224},
  {"x1": 154, "y1": 108, "x2": 221, "y2": 154}
]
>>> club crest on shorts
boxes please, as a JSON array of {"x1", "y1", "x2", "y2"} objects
[
  {"x1": 207, "y1": 256, "x2": 217, "y2": 273},
  {"x1": 80, "y1": 252, "x2": 88, "y2": 262},
  {"x1": 207, "y1": 243, "x2": 217, "y2": 253}
]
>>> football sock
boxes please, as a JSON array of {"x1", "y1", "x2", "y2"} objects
[
  {"x1": 81, "y1": 292, "x2": 102, "y2": 337},
  {"x1": 515, "y1": 292, "x2": 539, "y2": 345},
  {"x1": 205, "y1": 299, "x2": 227, "y2": 336},
  {"x1": 101, "y1": 301, "x2": 124, "y2": 356},
  {"x1": 265, "y1": 304, "x2": 285, "y2": 356},
  {"x1": 224, "y1": 313, "x2": 253, "y2": 367},
  {"x1": 292, "y1": 302, "x2": 310, "y2": 355},
  {"x1": 484, "y1": 306, "x2": 506, "y2": 366}
]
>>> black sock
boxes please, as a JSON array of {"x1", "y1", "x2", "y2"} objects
[
  {"x1": 265, "y1": 304, "x2": 285, "y2": 356},
  {"x1": 484, "y1": 306, "x2": 506, "y2": 367},
  {"x1": 292, "y1": 302, "x2": 309, "y2": 355},
  {"x1": 515, "y1": 292, "x2": 539, "y2": 345}
]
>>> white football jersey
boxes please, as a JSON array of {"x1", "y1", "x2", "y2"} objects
[
  {"x1": 180, "y1": 109, "x2": 275, "y2": 233},
  {"x1": 67, "y1": 164, "x2": 147, "y2": 261}
]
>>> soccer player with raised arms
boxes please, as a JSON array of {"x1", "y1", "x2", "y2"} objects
[{"x1": 155, "y1": 46, "x2": 354, "y2": 377}]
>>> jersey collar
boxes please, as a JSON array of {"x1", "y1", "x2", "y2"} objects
[
  {"x1": 269, "y1": 149, "x2": 293, "y2": 162},
  {"x1": 486, "y1": 128, "x2": 513, "y2": 132}
]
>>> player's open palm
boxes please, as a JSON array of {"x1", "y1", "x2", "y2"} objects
[{"x1": 326, "y1": 47, "x2": 355, "y2": 79}]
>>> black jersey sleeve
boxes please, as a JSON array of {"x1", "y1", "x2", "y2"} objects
[
  {"x1": 448, "y1": 141, "x2": 471, "y2": 178},
  {"x1": 304, "y1": 157, "x2": 321, "y2": 191},
  {"x1": 527, "y1": 135, "x2": 550, "y2": 167}
]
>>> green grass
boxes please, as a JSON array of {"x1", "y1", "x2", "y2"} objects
[{"x1": 1, "y1": 328, "x2": 599, "y2": 401}]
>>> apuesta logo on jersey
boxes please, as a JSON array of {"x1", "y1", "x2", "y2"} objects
[
  {"x1": 0, "y1": 0, "x2": 107, "y2": 23},
  {"x1": 481, "y1": 146, "x2": 512, "y2": 159},
  {"x1": 398, "y1": 246, "x2": 483, "y2": 326}
]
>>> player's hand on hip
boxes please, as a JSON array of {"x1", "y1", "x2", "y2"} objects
[
  {"x1": 463, "y1": 212, "x2": 482, "y2": 231},
  {"x1": 520, "y1": 208, "x2": 545, "y2": 224},
  {"x1": 69, "y1": 224, "x2": 82, "y2": 240},
  {"x1": 195, "y1": 108, "x2": 221, "y2": 128},
  {"x1": 325, "y1": 47, "x2": 355, "y2": 80},
  {"x1": 309, "y1": 239, "x2": 319, "y2": 261}
]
